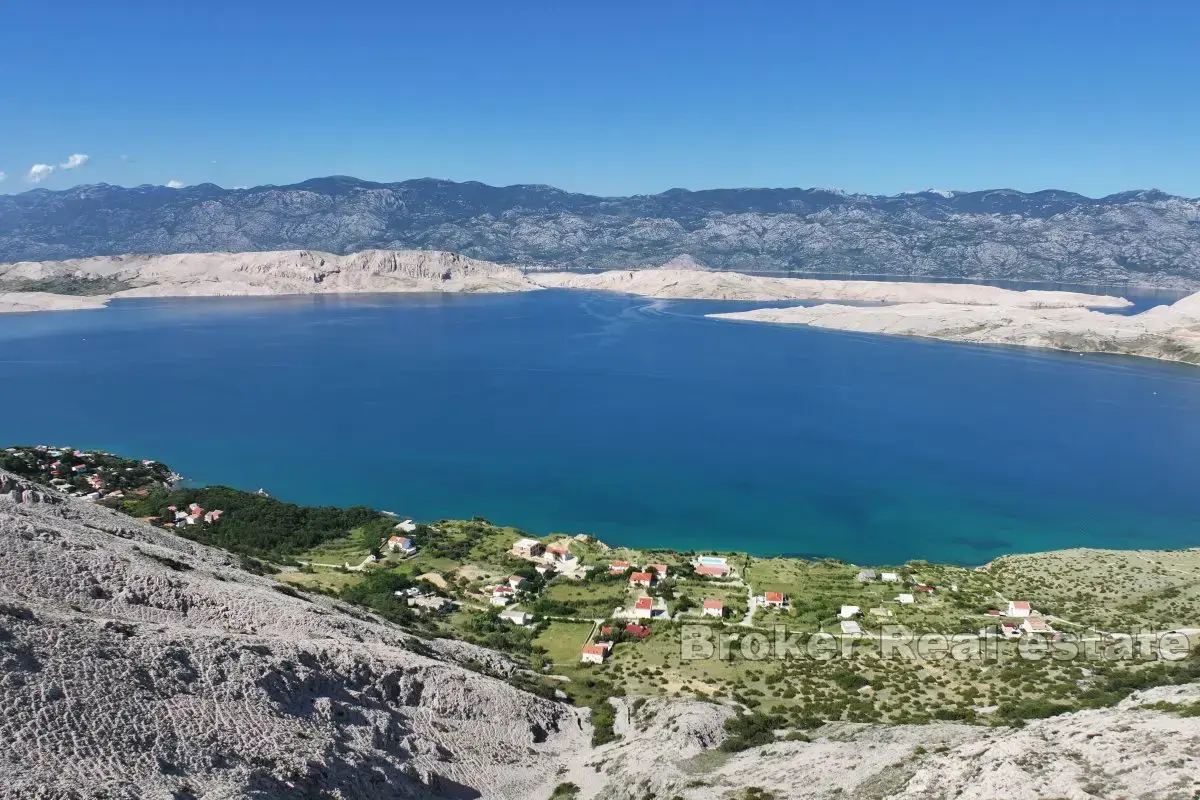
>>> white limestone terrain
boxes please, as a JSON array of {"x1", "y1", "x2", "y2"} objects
[
  {"x1": 0, "y1": 291, "x2": 110, "y2": 313},
  {"x1": 0, "y1": 249, "x2": 538, "y2": 309},
  {"x1": 710, "y1": 290, "x2": 1200, "y2": 365},
  {"x1": 0, "y1": 250, "x2": 1132, "y2": 314},
  {"x1": 3, "y1": 470, "x2": 1200, "y2": 798},
  {"x1": 534, "y1": 267, "x2": 1133, "y2": 308}
]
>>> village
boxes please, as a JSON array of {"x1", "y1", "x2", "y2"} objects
[
  {"x1": 309, "y1": 519, "x2": 1068, "y2": 680},
  {"x1": 1, "y1": 444, "x2": 177, "y2": 502}
]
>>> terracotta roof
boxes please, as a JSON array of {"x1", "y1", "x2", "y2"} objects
[
  {"x1": 625, "y1": 624, "x2": 650, "y2": 638},
  {"x1": 582, "y1": 645, "x2": 607, "y2": 656},
  {"x1": 764, "y1": 591, "x2": 784, "y2": 602},
  {"x1": 703, "y1": 598, "x2": 724, "y2": 609},
  {"x1": 1011, "y1": 600, "x2": 1031, "y2": 611},
  {"x1": 634, "y1": 597, "x2": 653, "y2": 610},
  {"x1": 630, "y1": 572, "x2": 653, "y2": 582}
]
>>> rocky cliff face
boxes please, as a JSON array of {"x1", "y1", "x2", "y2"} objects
[
  {"x1": 0, "y1": 470, "x2": 587, "y2": 799},
  {"x1": 3, "y1": 179, "x2": 1200, "y2": 286}
]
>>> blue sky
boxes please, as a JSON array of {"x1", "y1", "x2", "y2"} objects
[{"x1": 2, "y1": 1, "x2": 1198, "y2": 196}]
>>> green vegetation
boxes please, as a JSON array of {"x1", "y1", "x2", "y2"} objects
[
  {"x1": 720, "y1": 712, "x2": 785, "y2": 752},
  {"x1": 123, "y1": 486, "x2": 389, "y2": 560},
  {"x1": 0, "y1": 276, "x2": 134, "y2": 296},
  {"x1": 590, "y1": 700, "x2": 620, "y2": 746},
  {"x1": 549, "y1": 783, "x2": 581, "y2": 800}
]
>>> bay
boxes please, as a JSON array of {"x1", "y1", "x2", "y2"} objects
[{"x1": 0, "y1": 288, "x2": 1197, "y2": 565}]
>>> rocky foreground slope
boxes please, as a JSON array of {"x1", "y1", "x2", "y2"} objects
[
  {"x1": 3, "y1": 178, "x2": 1200, "y2": 286},
  {"x1": 712, "y1": 288, "x2": 1200, "y2": 365},
  {"x1": 4, "y1": 469, "x2": 1200, "y2": 798},
  {"x1": 0, "y1": 472, "x2": 588, "y2": 799}
]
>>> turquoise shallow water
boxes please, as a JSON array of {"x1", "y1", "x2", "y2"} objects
[{"x1": 0, "y1": 289, "x2": 1197, "y2": 565}]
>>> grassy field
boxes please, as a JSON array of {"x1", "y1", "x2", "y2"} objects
[
  {"x1": 535, "y1": 621, "x2": 597, "y2": 666},
  {"x1": 297, "y1": 534, "x2": 372, "y2": 565},
  {"x1": 544, "y1": 580, "x2": 628, "y2": 617},
  {"x1": 277, "y1": 567, "x2": 365, "y2": 593}
]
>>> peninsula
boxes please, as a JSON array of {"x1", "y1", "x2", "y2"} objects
[{"x1": 710, "y1": 291, "x2": 1200, "y2": 365}]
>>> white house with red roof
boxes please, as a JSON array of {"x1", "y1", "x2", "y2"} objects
[
  {"x1": 761, "y1": 591, "x2": 787, "y2": 609},
  {"x1": 633, "y1": 596, "x2": 654, "y2": 619},
  {"x1": 1021, "y1": 615, "x2": 1054, "y2": 635},
  {"x1": 629, "y1": 571, "x2": 654, "y2": 587},
  {"x1": 647, "y1": 563, "x2": 668, "y2": 579},
  {"x1": 702, "y1": 598, "x2": 724, "y2": 618},
  {"x1": 1006, "y1": 600, "x2": 1032, "y2": 618},
  {"x1": 695, "y1": 563, "x2": 730, "y2": 578},
  {"x1": 609, "y1": 561, "x2": 632, "y2": 575},
  {"x1": 580, "y1": 644, "x2": 609, "y2": 664}
]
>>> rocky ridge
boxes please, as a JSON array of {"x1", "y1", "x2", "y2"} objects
[{"x1": 3, "y1": 178, "x2": 1200, "y2": 286}]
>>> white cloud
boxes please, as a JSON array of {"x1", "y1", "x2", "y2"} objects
[
  {"x1": 119, "y1": 154, "x2": 132, "y2": 162},
  {"x1": 166, "y1": 180, "x2": 185, "y2": 189},
  {"x1": 59, "y1": 153, "x2": 89, "y2": 170},
  {"x1": 0, "y1": 171, "x2": 6, "y2": 183},
  {"x1": 26, "y1": 164, "x2": 54, "y2": 183}
]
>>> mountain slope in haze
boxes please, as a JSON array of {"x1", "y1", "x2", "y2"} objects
[{"x1": 3, "y1": 179, "x2": 1200, "y2": 286}]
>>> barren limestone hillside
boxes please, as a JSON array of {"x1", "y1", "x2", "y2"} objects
[{"x1": 0, "y1": 471, "x2": 587, "y2": 799}]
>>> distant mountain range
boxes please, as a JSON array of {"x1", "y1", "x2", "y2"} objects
[{"x1": 3, "y1": 177, "x2": 1199, "y2": 286}]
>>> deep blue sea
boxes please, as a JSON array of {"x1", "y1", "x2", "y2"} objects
[{"x1": 1, "y1": 289, "x2": 1198, "y2": 566}]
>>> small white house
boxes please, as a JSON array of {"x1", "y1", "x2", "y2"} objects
[
  {"x1": 896, "y1": 593, "x2": 915, "y2": 605},
  {"x1": 839, "y1": 605, "x2": 861, "y2": 619},
  {"x1": 386, "y1": 535, "x2": 418, "y2": 555},
  {"x1": 490, "y1": 595, "x2": 510, "y2": 607},
  {"x1": 508, "y1": 575, "x2": 527, "y2": 590},
  {"x1": 1006, "y1": 600, "x2": 1032, "y2": 618},
  {"x1": 702, "y1": 598, "x2": 724, "y2": 618},
  {"x1": 1021, "y1": 616, "x2": 1054, "y2": 635},
  {"x1": 581, "y1": 645, "x2": 608, "y2": 664},
  {"x1": 881, "y1": 572, "x2": 900, "y2": 583},
  {"x1": 840, "y1": 620, "x2": 863, "y2": 635},
  {"x1": 395, "y1": 519, "x2": 418, "y2": 533},
  {"x1": 499, "y1": 609, "x2": 533, "y2": 626}
]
